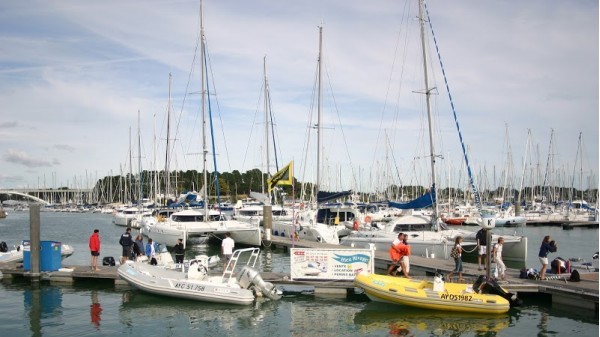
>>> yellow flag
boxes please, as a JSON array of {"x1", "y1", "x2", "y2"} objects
[{"x1": 267, "y1": 161, "x2": 293, "y2": 192}]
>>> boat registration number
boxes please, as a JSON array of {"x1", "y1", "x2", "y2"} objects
[
  {"x1": 440, "y1": 293, "x2": 473, "y2": 301},
  {"x1": 174, "y1": 282, "x2": 205, "y2": 292}
]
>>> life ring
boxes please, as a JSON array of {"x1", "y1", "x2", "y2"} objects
[{"x1": 365, "y1": 216, "x2": 372, "y2": 223}]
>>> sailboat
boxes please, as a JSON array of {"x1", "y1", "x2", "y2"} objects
[
  {"x1": 340, "y1": 0, "x2": 527, "y2": 264},
  {"x1": 234, "y1": 57, "x2": 294, "y2": 228},
  {"x1": 268, "y1": 26, "x2": 363, "y2": 244},
  {"x1": 146, "y1": 0, "x2": 261, "y2": 248},
  {"x1": 353, "y1": 0, "x2": 521, "y2": 313}
]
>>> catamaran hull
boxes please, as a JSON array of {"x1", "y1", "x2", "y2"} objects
[
  {"x1": 146, "y1": 224, "x2": 261, "y2": 248},
  {"x1": 340, "y1": 230, "x2": 527, "y2": 264}
]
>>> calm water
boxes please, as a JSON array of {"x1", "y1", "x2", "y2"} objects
[{"x1": 0, "y1": 210, "x2": 598, "y2": 337}]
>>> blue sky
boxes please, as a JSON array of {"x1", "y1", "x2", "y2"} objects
[{"x1": 0, "y1": 0, "x2": 598, "y2": 195}]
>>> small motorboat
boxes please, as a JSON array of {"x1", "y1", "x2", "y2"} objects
[
  {"x1": 0, "y1": 241, "x2": 74, "y2": 264},
  {"x1": 569, "y1": 252, "x2": 599, "y2": 272},
  {"x1": 354, "y1": 272, "x2": 520, "y2": 314},
  {"x1": 118, "y1": 247, "x2": 282, "y2": 305}
]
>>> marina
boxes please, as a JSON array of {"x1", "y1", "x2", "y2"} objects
[
  {"x1": 0, "y1": 0, "x2": 597, "y2": 335},
  {"x1": 1, "y1": 234, "x2": 597, "y2": 311},
  {"x1": 0, "y1": 210, "x2": 599, "y2": 336}
]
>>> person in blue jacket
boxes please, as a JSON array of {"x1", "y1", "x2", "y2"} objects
[
  {"x1": 145, "y1": 238, "x2": 159, "y2": 265},
  {"x1": 538, "y1": 235, "x2": 557, "y2": 280}
]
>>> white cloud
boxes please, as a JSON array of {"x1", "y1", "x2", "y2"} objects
[{"x1": 0, "y1": 0, "x2": 596, "y2": 193}]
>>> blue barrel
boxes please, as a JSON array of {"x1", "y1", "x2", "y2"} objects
[
  {"x1": 22, "y1": 240, "x2": 31, "y2": 271},
  {"x1": 40, "y1": 241, "x2": 62, "y2": 271}
]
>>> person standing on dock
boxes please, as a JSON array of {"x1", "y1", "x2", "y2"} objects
[
  {"x1": 475, "y1": 228, "x2": 487, "y2": 271},
  {"x1": 492, "y1": 237, "x2": 506, "y2": 281},
  {"x1": 221, "y1": 232, "x2": 234, "y2": 270},
  {"x1": 401, "y1": 233, "x2": 411, "y2": 278},
  {"x1": 538, "y1": 235, "x2": 557, "y2": 280},
  {"x1": 387, "y1": 233, "x2": 409, "y2": 277},
  {"x1": 447, "y1": 236, "x2": 464, "y2": 282},
  {"x1": 119, "y1": 227, "x2": 133, "y2": 265},
  {"x1": 174, "y1": 238, "x2": 185, "y2": 265},
  {"x1": 89, "y1": 229, "x2": 100, "y2": 271}
]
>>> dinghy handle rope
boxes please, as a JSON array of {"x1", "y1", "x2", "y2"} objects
[{"x1": 424, "y1": 2, "x2": 482, "y2": 214}]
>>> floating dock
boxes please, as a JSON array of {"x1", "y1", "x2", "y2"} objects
[{"x1": 1, "y1": 235, "x2": 597, "y2": 312}]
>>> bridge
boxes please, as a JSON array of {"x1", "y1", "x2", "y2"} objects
[{"x1": 0, "y1": 189, "x2": 93, "y2": 205}]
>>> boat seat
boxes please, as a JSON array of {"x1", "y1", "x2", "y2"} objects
[{"x1": 188, "y1": 260, "x2": 209, "y2": 280}]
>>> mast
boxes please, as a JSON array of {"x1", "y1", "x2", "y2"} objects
[
  {"x1": 165, "y1": 73, "x2": 172, "y2": 206},
  {"x1": 316, "y1": 25, "x2": 323, "y2": 203},
  {"x1": 200, "y1": 0, "x2": 209, "y2": 218},
  {"x1": 137, "y1": 110, "x2": 142, "y2": 208},
  {"x1": 515, "y1": 129, "x2": 532, "y2": 216},
  {"x1": 418, "y1": 0, "x2": 439, "y2": 228},
  {"x1": 263, "y1": 55, "x2": 270, "y2": 195}
]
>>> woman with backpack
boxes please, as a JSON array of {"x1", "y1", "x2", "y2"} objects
[{"x1": 447, "y1": 236, "x2": 463, "y2": 282}]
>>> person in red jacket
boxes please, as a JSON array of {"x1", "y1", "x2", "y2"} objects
[{"x1": 89, "y1": 229, "x2": 101, "y2": 271}]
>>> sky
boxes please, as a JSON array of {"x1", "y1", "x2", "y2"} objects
[{"x1": 0, "y1": 0, "x2": 598, "y2": 196}]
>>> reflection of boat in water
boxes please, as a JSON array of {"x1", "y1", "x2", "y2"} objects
[
  {"x1": 119, "y1": 290, "x2": 278, "y2": 329},
  {"x1": 354, "y1": 301, "x2": 510, "y2": 335}
]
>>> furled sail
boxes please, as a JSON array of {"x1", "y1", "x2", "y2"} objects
[
  {"x1": 388, "y1": 186, "x2": 436, "y2": 210},
  {"x1": 317, "y1": 190, "x2": 352, "y2": 203}
]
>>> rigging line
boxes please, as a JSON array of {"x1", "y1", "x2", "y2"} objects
[
  {"x1": 424, "y1": 2, "x2": 482, "y2": 213},
  {"x1": 373, "y1": 0, "x2": 414, "y2": 164},
  {"x1": 268, "y1": 90, "x2": 280, "y2": 172},
  {"x1": 241, "y1": 80, "x2": 264, "y2": 171},
  {"x1": 324, "y1": 65, "x2": 359, "y2": 191},
  {"x1": 299, "y1": 60, "x2": 319, "y2": 202},
  {"x1": 204, "y1": 45, "x2": 221, "y2": 207},
  {"x1": 174, "y1": 16, "x2": 202, "y2": 172},
  {"x1": 204, "y1": 41, "x2": 233, "y2": 173}
]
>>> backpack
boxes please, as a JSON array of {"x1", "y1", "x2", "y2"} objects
[
  {"x1": 0, "y1": 241, "x2": 8, "y2": 253},
  {"x1": 569, "y1": 269, "x2": 581, "y2": 282},
  {"x1": 450, "y1": 246, "x2": 459, "y2": 259}
]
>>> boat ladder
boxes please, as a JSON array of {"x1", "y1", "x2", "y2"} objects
[{"x1": 222, "y1": 247, "x2": 261, "y2": 282}]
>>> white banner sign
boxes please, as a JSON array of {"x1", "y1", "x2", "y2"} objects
[{"x1": 290, "y1": 248, "x2": 374, "y2": 281}]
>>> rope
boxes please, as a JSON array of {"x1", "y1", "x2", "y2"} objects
[{"x1": 462, "y1": 245, "x2": 477, "y2": 254}]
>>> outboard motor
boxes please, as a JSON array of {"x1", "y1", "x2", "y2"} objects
[
  {"x1": 102, "y1": 256, "x2": 116, "y2": 266},
  {"x1": 0, "y1": 241, "x2": 8, "y2": 253},
  {"x1": 237, "y1": 265, "x2": 282, "y2": 300},
  {"x1": 473, "y1": 275, "x2": 522, "y2": 307}
]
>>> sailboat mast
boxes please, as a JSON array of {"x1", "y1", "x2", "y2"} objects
[
  {"x1": 200, "y1": 0, "x2": 209, "y2": 216},
  {"x1": 137, "y1": 109, "x2": 142, "y2": 207},
  {"x1": 316, "y1": 25, "x2": 323, "y2": 202},
  {"x1": 165, "y1": 73, "x2": 172, "y2": 206},
  {"x1": 418, "y1": 0, "x2": 439, "y2": 226},
  {"x1": 263, "y1": 55, "x2": 270, "y2": 195}
]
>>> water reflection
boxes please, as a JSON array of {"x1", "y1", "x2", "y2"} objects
[
  {"x1": 90, "y1": 290, "x2": 102, "y2": 329},
  {"x1": 353, "y1": 302, "x2": 511, "y2": 337},
  {"x1": 24, "y1": 285, "x2": 63, "y2": 337},
  {"x1": 119, "y1": 291, "x2": 278, "y2": 331}
]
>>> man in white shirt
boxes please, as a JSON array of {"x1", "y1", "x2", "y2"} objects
[{"x1": 221, "y1": 232, "x2": 235, "y2": 270}]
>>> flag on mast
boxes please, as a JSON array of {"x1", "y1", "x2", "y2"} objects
[{"x1": 267, "y1": 161, "x2": 293, "y2": 193}]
